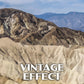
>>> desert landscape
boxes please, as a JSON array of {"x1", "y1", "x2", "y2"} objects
[{"x1": 0, "y1": 8, "x2": 84, "y2": 84}]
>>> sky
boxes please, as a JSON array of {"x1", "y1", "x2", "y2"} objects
[{"x1": 0, "y1": 0, "x2": 84, "y2": 15}]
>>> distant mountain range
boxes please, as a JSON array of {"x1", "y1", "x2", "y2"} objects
[{"x1": 36, "y1": 12, "x2": 84, "y2": 32}]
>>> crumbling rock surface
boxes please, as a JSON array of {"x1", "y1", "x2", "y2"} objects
[
  {"x1": 0, "y1": 8, "x2": 84, "y2": 46},
  {"x1": 0, "y1": 38, "x2": 84, "y2": 84}
]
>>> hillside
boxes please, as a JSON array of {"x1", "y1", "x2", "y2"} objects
[
  {"x1": 0, "y1": 9, "x2": 84, "y2": 47},
  {"x1": 0, "y1": 38, "x2": 84, "y2": 84}
]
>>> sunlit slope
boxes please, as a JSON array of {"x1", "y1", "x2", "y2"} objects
[{"x1": 0, "y1": 38, "x2": 84, "y2": 84}]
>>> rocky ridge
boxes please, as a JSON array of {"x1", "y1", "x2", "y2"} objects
[
  {"x1": 0, "y1": 38, "x2": 84, "y2": 84},
  {"x1": 0, "y1": 8, "x2": 84, "y2": 46}
]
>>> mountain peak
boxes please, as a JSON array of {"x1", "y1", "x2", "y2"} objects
[{"x1": 0, "y1": 8, "x2": 84, "y2": 46}]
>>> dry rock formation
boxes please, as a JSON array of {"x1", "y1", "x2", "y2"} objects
[
  {"x1": 0, "y1": 8, "x2": 84, "y2": 84},
  {"x1": 0, "y1": 38, "x2": 84, "y2": 84},
  {"x1": 0, "y1": 8, "x2": 84, "y2": 46}
]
